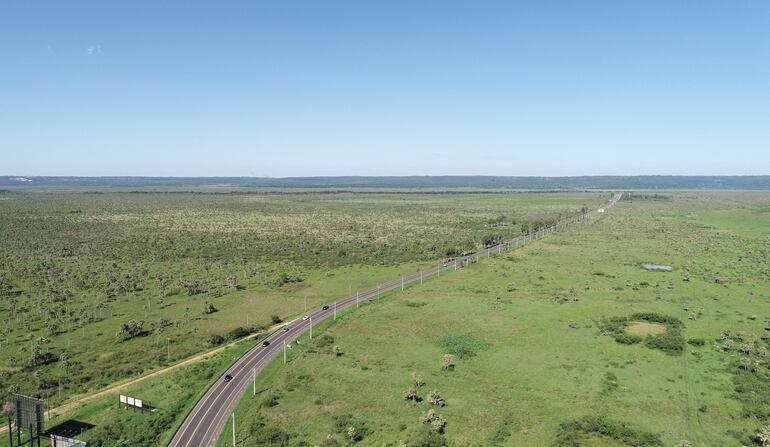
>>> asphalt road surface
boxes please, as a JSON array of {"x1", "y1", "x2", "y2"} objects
[{"x1": 168, "y1": 193, "x2": 622, "y2": 447}]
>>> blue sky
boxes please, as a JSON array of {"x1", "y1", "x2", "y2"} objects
[{"x1": 1, "y1": 1, "x2": 768, "y2": 176}]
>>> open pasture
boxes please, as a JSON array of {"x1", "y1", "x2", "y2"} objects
[{"x1": 217, "y1": 191, "x2": 770, "y2": 446}]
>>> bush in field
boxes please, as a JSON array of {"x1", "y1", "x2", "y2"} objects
[
  {"x1": 755, "y1": 425, "x2": 770, "y2": 446},
  {"x1": 116, "y1": 320, "x2": 144, "y2": 342},
  {"x1": 553, "y1": 415, "x2": 663, "y2": 446},
  {"x1": 420, "y1": 409, "x2": 447, "y2": 434},
  {"x1": 332, "y1": 413, "x2": 371, "y2": 443},
  {"x1": 404, "y1": 386, "x2": 420, "y2": 402},
  {"x1": 319, "y1": 436, "x2": 344, "y2": 447},
  {"x1": 435, "y1": 335, "x2": 489, "y2": 359},
  {"x1": 226, "y1": 326, "x2": 251, "y2": 340},
  {"x1": 271, "y1": 315, "x2": 283, "y2": 324},
  {"x1": 427, "y1": 390, "x2": 445, "y2": 407},
  {"x1": 400, "y1": 425, "x2": 447, "y2": 447},
  {"x1": 644, "y1": 331, "x2": 684, "y2": 355},
  {"x1": 614, "y1": 333, "x2": 642, "y2": 345},
  {"x1": 441, "y1": 354, "x2": 455, "y2": 371},
  {"x1": 0, "y1": 275, "x2": 13, "y2": 298},
  {"x1": 248, "y1": 418, "x2": 291, "y2": 446},
  {"x1": 25, "y1": 337, "x2": 58, "y2": 367},
  {"x1": 687, "y1": 338, "x2": 705, "y2": 346},
  {"x1": 180, "y1": 280, "x2": 204, "y2": 296},
  {"x1": 209, "y1": 334, "x2": 225, "y2": 346},
  {"x1": 411, "y1": 372, "x2": 425, "y2": 388},
  {"x1": 274, "y1": 273, "x2": 303, "y2": 287},
  {"x1": 203, "y1": 301, "x2": 217, "y2": 314}
]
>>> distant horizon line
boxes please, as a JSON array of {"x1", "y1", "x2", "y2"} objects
[{"x1": 4, "y1": 174, "x2": 770, "y2": 179}]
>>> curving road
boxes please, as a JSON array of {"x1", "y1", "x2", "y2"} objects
[{"x1": 168, "y1": 193, "x2": 622, "y2": 447}]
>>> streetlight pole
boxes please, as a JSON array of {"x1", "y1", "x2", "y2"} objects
[
  {"x1": 309, "y1": 317, "x2": 312, "y2": 339},
  {"x1": 356, "y1": 291, "x2": 359, "y2": 308},
  {"x1": 253, "y1": 367, "x2": 256, "y2": 395},
  {"x1": 333, "y1": 302, "x2": 336, "y2": 320},
  {"x1": 283, "y1": 340, "x2": 287, "y2": 364},
  {"x1": 232, "y1": 412, "x2": 235, "y2": 447},
  {"x1": 166, "y1": 338, "x2": 170, "y2": 361}
]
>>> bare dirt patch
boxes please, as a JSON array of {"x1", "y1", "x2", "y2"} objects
[{"x1": 625, "y1": 321, "x2": 667, "y2": 337}]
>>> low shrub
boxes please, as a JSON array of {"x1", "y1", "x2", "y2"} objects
[
  {"x1": 248, "y1": 418, "x2": 291, "y2": 446},
  {"x1": 208, "y1": 334, "x2": 225, "y2": 346},
  {"x1": 402, "y1": 425, "x2": 447, "y2": 447},
  {"x1": 435, "y1": 335, "x2": 489, "y2": 359},
  {"x1": 405, "y1": 301, "x2": 428, "y2": 308},
  {"x1": 332, "y1": 413, "x2": 372, "y2": 443},
  {"x1": 645, "y1": 331, "x2": 684, "y2": 355},
  {"x1": 614, "y1": 333, "x2": 642, "y2": 345},
  {"x1": 226, "y1": 326, "x2": 251, "y2": 340},
  {"x1": 553, "y1": 415, "x2": 663, "y2": 446}
]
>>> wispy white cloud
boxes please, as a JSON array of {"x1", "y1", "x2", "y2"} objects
[{"x1": 87, "y1": 44, "x2": 102, "y2": 56}]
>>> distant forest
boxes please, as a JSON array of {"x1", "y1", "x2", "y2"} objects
[{"x1": 2, "y1": 175, "x2": 770, "y2": 190}]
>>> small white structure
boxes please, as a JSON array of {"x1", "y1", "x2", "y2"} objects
[
  {"x1": 598, "y1": 208, "x2": 605, "y2": 213},
  {"x1": 120, "y1": 394, "x2": 144, "y2": 410}
]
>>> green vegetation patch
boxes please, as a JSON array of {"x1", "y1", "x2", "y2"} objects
[
  {"x1": 715, "y1": 330, "x2": 770, "y2": 420},
  {"x1": 553, "y1": 416, "x2": 663, "y2": 447},
  {"x1": 601, "y1": 313, "x2": 684, "y2": 355},
  {"x1": 434, "y1": 334, "x2": 489, "y2": 359},
  {"x1": 0, "y1": 190, "x2": 597, "y2": 404}
]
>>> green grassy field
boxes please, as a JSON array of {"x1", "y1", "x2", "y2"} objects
[
  {"x1": 217, "y1": 191, "x2": 770, "y2": 446},
  {"x1": 0, "y1": 190, "x2": 604, "y2": 446}
]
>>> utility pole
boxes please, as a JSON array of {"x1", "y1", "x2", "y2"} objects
[
  {"x1": 333, "y1": 302, "x2": 336, "y2": 320},
  {"x1": 166, "y1": 338, "x2": 170, "y2": 361},
  {"x1": 283, "y1": 340, "x2": 287, "y2": 364},
  {"x1": 232, "y1": 412, "x2": 235, "y2": 447},
  {"x1": 401, "y1": 277, "x2": 404, "y2": 292},
  {"x1": 309, "y1": 317, "x2": 312, "y2": 339},
  {"x1": 253, "y1": 367, "x2": 256, "y2": 395},
  {"x1": 420, "y1": 271, "x2": 423, "y2": 285},
  {"x1": 356, "y1": 291, "x2": 359, "y2": 308}
]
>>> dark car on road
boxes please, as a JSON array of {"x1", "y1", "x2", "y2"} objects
[
  {"x1": 262, "y1": 340, "x2": 270, "y2": 347},
  {"x1": 322, "y1": 305, "x2": 330, "y2": 310},
  {"x1": 223, "y1": 374, "x2": 233, "y2": 383}
]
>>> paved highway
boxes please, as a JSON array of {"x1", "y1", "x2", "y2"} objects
[{"x1": 168, "y1": 193, "x2": 622, "y2": 447}]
